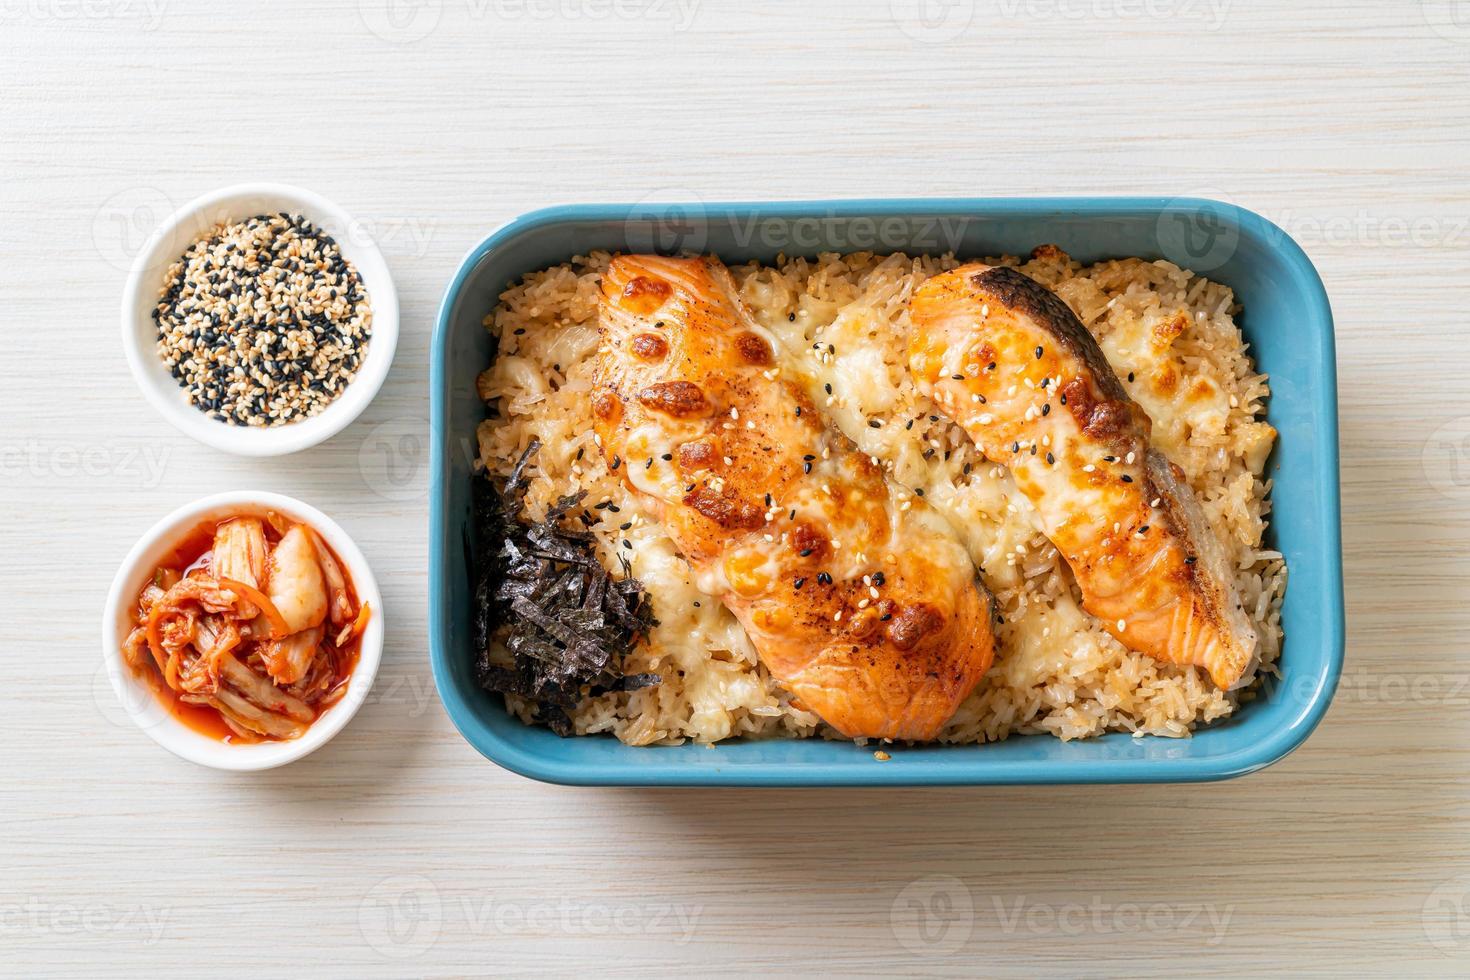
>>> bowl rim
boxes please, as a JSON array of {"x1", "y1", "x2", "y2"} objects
[
  {"x1": 428, "y1": 197, "x2": 1344, "y2": 786},
  {"x1": 102, "y1": 490, "x2": 385, "y2": 771},
  {"x1": 119, "y1": 181, "x2": 399, "y2": 458}
]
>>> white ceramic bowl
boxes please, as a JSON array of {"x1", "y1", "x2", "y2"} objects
[
  {"x1": 120, "y1": 182, "x2": 399, "y2": 456},
  {"x1": 102, "y1": 491, "x2": 384, "y2": 770}
]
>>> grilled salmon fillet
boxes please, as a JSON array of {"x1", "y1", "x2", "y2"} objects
[
  {"x1": 593, "y1": 255, "x2": 995, "y2": 740},
  {"x1": 909, "y1": 264, "x2": 1258, "y2": 690}
]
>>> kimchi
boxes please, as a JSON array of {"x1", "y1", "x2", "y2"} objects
[{"x1": 122, "y1": 512, "x2": 371, "y2": 742}]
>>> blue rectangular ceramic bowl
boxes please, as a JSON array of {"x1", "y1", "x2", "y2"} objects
[{"x1": 429, "y1": 198, "x2": 1342, "y2": 786}]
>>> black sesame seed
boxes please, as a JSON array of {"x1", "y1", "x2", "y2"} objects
[
  {"x1": 803, "y1": 461, "x2": 812, "y2": 474},
  {"x1": 905, "y1": 419, "x2": 914, "y2": 430},
  {"x1": 1041, "y1": 404, "x2": 1051, "y2": 416},
  {"x1": 794, "y1": 577, "x2": 806, "y2": 589},
  {"x1": 1185, "y1": 556, "x2": 1197, "y2": 564},
  {"x1": 799, "y1": 549, "x2": 813, "y2": 558},
  {"x1": 868, "y1": 419, "x2": 881, "y2": 428},
  {"x1": 1046, "y1": 452, "x2": 1055, "y2": 464},
  {"x1": 1035, "y1": 346, "x2": 1043, "y2": 359},
  {"x1": 1128, "y1": 372, "x2": 1135, "y2": 382},
  {"x1": 824, "y1": 383, "x2": 832, "y2": 395}
]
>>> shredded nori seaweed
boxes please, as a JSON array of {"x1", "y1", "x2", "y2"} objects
[{"x1": 471, "y1": 439, "x2": 659, "y2": 735}]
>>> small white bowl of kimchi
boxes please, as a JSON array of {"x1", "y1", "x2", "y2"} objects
[{"x1": 103, "y1": 491, "x2": 383, "y2": 770}]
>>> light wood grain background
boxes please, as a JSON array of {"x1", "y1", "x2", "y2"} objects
[{"x1": 2, "y1": 1, "x2": 1468, "y2": 975}]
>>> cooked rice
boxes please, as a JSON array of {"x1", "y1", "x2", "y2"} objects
[{"x1": 475, "y1": 248, "x2": 1285, "y2": 746}]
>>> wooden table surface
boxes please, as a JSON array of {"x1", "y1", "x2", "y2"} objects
[{"x1": 3, "y1": 2, "x2": 1468, "y2": 975}]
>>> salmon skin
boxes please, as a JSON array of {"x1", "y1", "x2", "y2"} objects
[
  {"x1": 910, "y1": 263, "x2": 1258, "y2": 690},
  {"x1": 592, "y1": 254, "x2": 995, "y2": 740}
]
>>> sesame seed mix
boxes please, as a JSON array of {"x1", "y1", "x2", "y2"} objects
[{"x1": 152, "y1": 212, "x2": 372, "y2": 426}]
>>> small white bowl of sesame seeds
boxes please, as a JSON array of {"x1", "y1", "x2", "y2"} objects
[{"x1": 121, "y1": 182, "x2": 398, "y2": 456}]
